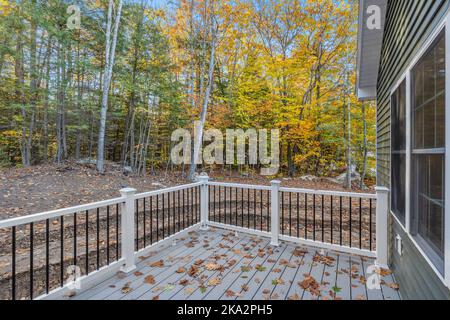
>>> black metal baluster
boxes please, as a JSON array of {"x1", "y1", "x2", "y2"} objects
[
  {"x1": 178, "y1": 191, "x2": 181, "y2": 232},
  {"x1": 11, "y1": 226, "x2": 16, "y2": 300},
  {"x1": 260, "y1": 190, "x2": 263, "y2": 231},
  {"x1": 267, "y1": 190, "x2": 270, "y2": 232},
  {"x1": 235, "y1": 188, "x2": 238, "y2": 226},
  {"x1": 188, "y1": 188, "x2": 191, "y2": 226},
  {"x1": 156, "y1": 194, "x2": 159, "y2": 242},
  {"x1": 289, "y1": 192, "x2": 292, "y2": 237},
  {"x1": 135, "y1": 199, "x2": 139, "y2": 250},
  {"x1": 191, "y1": 188, "x2": 194, "y2": 225},
  {"x1": 162, "y1": 193, "x2": 166, "y2": 238},
  {"x1": 172, "y1": 192, "x2": 176, "y2": 234},
  {"x1": 217, "y1": 186, "x2": 220, "y2": 223},
  {"x1": 106, "y1": 206, "x2": 110, "y2": 264},
  {"x1": 349, "y1": 197, "x2": 352, "y2": 248},
  {"x1": 282, "y1": 192, "x2": 286, "y2": 235},
  {"x1": 369, "y1": 199, "x2": 373, "y2": 251},
  {"x1": 143, "y1": 198, "x2": 146, "y2": 247},
  {"x1": 313, "y1": 194, "x2": 316, "y2": 241},
  {"x1": 96, "y1": 208, "x2": 100, "y2": 270},
  {"x1": 209, "y1": 187, "x2": 212, "y2": 221},
  {"x1": 304, "y1": 194, "x2": 308, "y2": 239},
  {"x1": 86, "y1": 210, "x2": 89, "y2": 273},
  {"x1": 322, "y1": 195, "x2": 325, "y2": 242},
  {"x1": 254, "y1": 189, "x2": 257, "y2": 230},
  {"x1": 330, "y1": 196, "x2": 334, "y2": 244},
  {"x1": 150, "y1": 196, "x2": 153, "y2": 244},
  {"x1": 197, "y1": 186, "x2": 201, "y2": 222},
  {"x1": 224, "y1": 187, "x2": 227, "y2": 224},
  {"x1": 182, "y1": 190, "x2": 185, "y2": 229},
  {"x1": 247, "y1": 189, "x2": 250, "y2": 229},
  {"x1": 29, "y1": 222, "x2": 34, "y2": 300},
  {"x1": 167, "y1": 193, "x2": 171, "y2": 236},
  {"x1": 229, "y1": 187, "x2": 232, "y2": 225},
  {"x1": 116, "y1": 204, "x2": 119, "y2": 260},
  {"x1": 359, "y1": 198, "x2": 362, "y2": 249},
  {"x1": 60, "y1": 216, "x2": 64, "y2": 287},
  {"x1": 74, "y1": 213, "x2": 77, "y2": 268},
  {"x1": 296, "y1": 193, "x2": 300, "y2": 238},
  {"x1": 241, "y1": 188, "x2": 244, "y2": 227},
  {"x1": 213, "y1": 186, "x2": 216, "y2": 222},
  {"x1": 339, "y1": 196, "x2": 343, "y2": 246},
  {"x1": 46, "y1": 219, "x2": 50, "y2": 294}
]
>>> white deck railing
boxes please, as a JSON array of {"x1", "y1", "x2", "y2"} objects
[{"x1": 0, "y1": 175, "x2": 389, "y2": 300}]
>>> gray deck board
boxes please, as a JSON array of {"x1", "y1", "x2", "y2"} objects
[
  {"x1": 302, "y1": 250, "x2": 326, "y2": 300},
  {"x1": 69, "y1": 228, "x2": 400, "y2": 300},
  {"x1": 72, "y1": 234, "x2": 197, "y2": 300}
]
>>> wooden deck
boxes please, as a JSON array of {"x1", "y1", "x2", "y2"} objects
[{"x1": 69, "y1": 228, "x2": 401, "y2": 300}]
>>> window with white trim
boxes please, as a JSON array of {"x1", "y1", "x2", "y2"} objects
[
  {"x1": 411, "y1": 30, "x2": 446, "y2": 272},
  {"x1": 391, "y1": 80, "x2": 406, "y2": 225}
]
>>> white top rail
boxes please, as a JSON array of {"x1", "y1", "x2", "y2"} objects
[
  {"x1": 207, "y1": 181, "x2": 272, "y2": 191},
  {"x1": 279, "y1": 187, "x2": 377, "y2": 199},
  {"x1": 0, "y1": 197, "x2": 125, "y2": 229},
  {"x1": 134, "y1": 182, "x2": 203, "y2": 199}
]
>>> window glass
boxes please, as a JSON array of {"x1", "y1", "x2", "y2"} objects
[
  {"x1": 391, "y1": 80, "x2": 406, "y2": 224},
  {"x1": 411, "y1": 31, "x2": 445, "y2": 269}
]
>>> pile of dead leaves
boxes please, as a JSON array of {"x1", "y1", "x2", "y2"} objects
[
  {"x1": 312, "y1": 254, "x2": 335, "y2": 266},
  {"x1": 299, "y1": 275, "x2": 320, "y2": 296}
]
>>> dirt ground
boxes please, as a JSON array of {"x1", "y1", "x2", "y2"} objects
[{"x1": 0, "y1": 161, "x2": 374, "y2": 220}]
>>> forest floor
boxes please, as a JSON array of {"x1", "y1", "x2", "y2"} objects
[{"x1": 0, "y1": 161, "x2": 374, "y2": 220}]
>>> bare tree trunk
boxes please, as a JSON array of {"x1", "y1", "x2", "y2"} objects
[
  {"x1": 97, "y1": 0, "x2": 123, "y2": 172},
  {"x1": 360, "y1": 102, "x2": 368, "y2": 189},
  {"x1": 189, "y1": 1, "x2": 216, "y2": 180}
]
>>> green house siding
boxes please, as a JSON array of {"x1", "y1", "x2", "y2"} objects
[{"x1": 377, "y1": 0, "x2": 450, "y2": 299}]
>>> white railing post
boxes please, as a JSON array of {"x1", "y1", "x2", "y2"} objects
[
  {"x1": 375, "y1": 187, "x2": 389, "y2": 267},
  {"x1": 270, "y1": 180, "x2": 281, "y2": 246},
  {"x1": 198, "y1": 174, "x2": 209, "y2": 231},
  {"x1": 120, "y1": 187, "x2": 137, "y2": 273}
]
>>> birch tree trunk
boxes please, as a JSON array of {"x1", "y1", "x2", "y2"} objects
[
  {"x1": 189, "y1": 7, "x2": 216, "y2": 181},
  {"x1": 97, "y1": 0, "x2": 123, "y2": 172}
]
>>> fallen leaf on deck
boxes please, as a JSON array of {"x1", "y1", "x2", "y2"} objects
[
  {"x1": 225, "y1": 290, "x2": 235, "y2": 297},
  {"x1": 188, "y1": 265, "x2": 200, "y2": 277},
  {"x1": 179, "y1": 279, "x2": 189, "y2": 286},
  {"x1": 255, "y1": 265, "x2": 266, "y2": 272},
  {"x1": 152, "y1": 295, "x2": 160, "y2": 300},
  {"x1": 272, "y1": 278, "x2": 285, "y2": 285},
  {"x1": 144, "y1": 275, "x2": 156, "y2": 285},
  {"x1": 149, "y1": 260, "x2": 164, "y2": 268},
  {"x1": 208, "y1": 278, "x2": 221, "y2": 286},
  {"x1": 299, "y1": 276, "x2": 320, "y2": 296},
  {"x1": 194, "y1": 259, "x2": 204, "y2": 266},
  {"x1": 272, "y1": 268, "x2": 282, "y2": 273},
  {"x1": 134, "y1": 271, "x2": 143, "y2": 277},
  {"x1": 293, "y1": 248, "x2": 308, "y2": 257},
  {"x1": 205, "y1": 263, "x2": 222, "y2": 271},
  {"x1": 184, "y1": 287, "x2": 194, "y2": 295},
  {"x1": 288, "y1": 293, "x2": 301, "y2": 300},
  {"x1": 387, "y1": 282, "x2": 400, "y2": 290},
  {"x1": 176, "y1": 267, "x2": 186, "y2": 273},
  {"x1": 121, "y1": 283, "x2": 133, "y2": 294},
  {"x1": 241, "y1": 266, "x2": 252, "y2": 272}
]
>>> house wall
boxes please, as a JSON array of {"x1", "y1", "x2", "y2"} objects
[{"x1": 377, "y1": 0, "x2": 450, "y2": 300}]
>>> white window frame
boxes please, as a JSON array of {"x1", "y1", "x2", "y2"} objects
[
  {"x1": 388, "y1": 11, "x2": 450, "y2": 288},
  {"x1": 390, "y1": 78, "x2": 407, "y2": 227}
]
